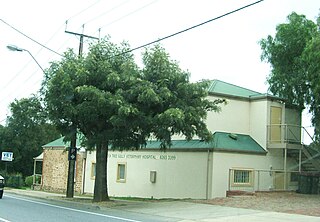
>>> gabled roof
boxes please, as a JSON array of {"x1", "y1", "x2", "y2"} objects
[
  {"x1": 42, "y1": 137, "x2": 82, "y2": 148},
  {"x1": 42, "y1": 137, "x2": 66, "y2": 148},
  {"x1": 207, "y1": 79, "x2": 265, "y2": 99}
]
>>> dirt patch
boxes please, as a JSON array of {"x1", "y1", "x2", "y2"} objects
[{"x1": 192, "y1": 192, "x2": 320, "y2": 217}]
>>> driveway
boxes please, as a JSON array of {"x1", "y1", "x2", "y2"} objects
[{"x1": 193, "y1": 191, "x2": 320, "y2": 217}]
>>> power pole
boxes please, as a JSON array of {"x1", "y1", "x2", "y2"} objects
[{"x1": 65, "y1": 26, "x2": 99, "y2": 198}]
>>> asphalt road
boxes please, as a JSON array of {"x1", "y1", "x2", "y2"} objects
[
  {"x1": 3, "y1": 189, "x2": 319, "y2": 222},
  {"x1": 0, "y1": 194, "x2": 172, "y2": 222}
]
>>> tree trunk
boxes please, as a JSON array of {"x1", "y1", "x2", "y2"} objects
[{"x1": 93, "y1": 141, "x2": 109, "y2": 202}]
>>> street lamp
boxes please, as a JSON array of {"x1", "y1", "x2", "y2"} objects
[{"x1": 6, "y1": 45, "x2": 45, "y2": 73}]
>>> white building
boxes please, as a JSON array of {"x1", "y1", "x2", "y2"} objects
[{"x1": 41, "y1": 80, "x2": 320, "y2": 198}]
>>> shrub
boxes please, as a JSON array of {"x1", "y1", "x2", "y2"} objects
[
  {"x1": 6, "y1": 173, "x2": 24, "y2": 188},
  {"x1": 25, "y1": 175, "x2": 41, "y2": 186},
  {"x1": 25, "y1": 176, "x2": 33, "y2": 187}
]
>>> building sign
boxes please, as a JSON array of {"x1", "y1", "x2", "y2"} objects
[
  {"x1": 109, "y1": 153, "x2": 177, "y2": 161},
  {"x1": 1, "y1": 152, "x2": 13, "y2": 161}
]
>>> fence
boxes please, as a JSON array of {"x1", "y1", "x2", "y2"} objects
[
  {"x1": 228, "y1": 168, "x2": 301, "y2": 193},
  {"x1": 267, "y1": 124, "x2": 303, "y2": 144}
]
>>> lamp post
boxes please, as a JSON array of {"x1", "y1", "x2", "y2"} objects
[
  {"x1": 7, "y1": 45, "x2": 45, "y2": 73},
  {"x1": 6, "y1": 44, "x2": 46, "y2": 191}
]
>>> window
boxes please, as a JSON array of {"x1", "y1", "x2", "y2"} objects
[
  {"x1": 91, "y1": 162, "x2": 96, "y2": 179},
  {"x1": 232, "y1": 169, "x2": 253, "y2": 186},
  {"x1": 117, "y1": 163, "x2": 126, "y2": 182}
]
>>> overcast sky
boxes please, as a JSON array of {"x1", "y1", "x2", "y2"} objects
[{"x1": 0, "y1": 0, "x2": 319, "y2": 135}]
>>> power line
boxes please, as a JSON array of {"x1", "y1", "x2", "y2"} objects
[
  {"x1": 0, "y1": 18, "x2": 63, "y2": 56},
  {"x1": 0, "y1": 0, "x2": 264, "y2": 125},
  {"x1": 114, "y1": 0, "x2": 264, "y2": 56},
  {"x1": 0, "y1": 62, "x2": 34, "y2": 94},
  {"x1": 72, "y1": 0, "x2": 156, "y2": 41},
  {"x1": 0, "y1": 63, "x2": 44, "y2": 111},
  {"x1": 0, "y1": 3, "x2": 94, "y2": 123},
  {"x1": 0, "y1": 119, "x2": 5, "y2": 124},
  {"x1": 98, "y1": 0, "x2": 158, "y2": 30},
  {"x1": 82, "y1": 0, "x2": 132, "y2": 25},
  {"x1": 0, "y1": 22, "x2": 69, "y2": 122},
  {"x1": 0, "y1": 23, "x2": 66, "y2": 96},
  {"x1": 66, "y1": 0, "x2": 102, "y2": 21},
  {"x1": 0, "y1": 62, "x2": 43, "y2": 105},
  {"x1": 1, "y1": 9, "x2": 105, "y2": 112}
]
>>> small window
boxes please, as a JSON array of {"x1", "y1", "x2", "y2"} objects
[
  {"x1": 117, "y1": 163, "x2": 126, "y2": 182},
  {"x1": 232, "y1": 169, "x2": 253, "y2": 186},
  {"x1": 91, "y1": 162, "x2": 96, "y2": 179}
]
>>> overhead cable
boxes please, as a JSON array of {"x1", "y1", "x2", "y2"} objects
[
  {"x1": 83, "y1": 0, "x2": 132, "y2": 25},
  {"x1": 99, "y1": 0, "x2": 158, "y2": 30},
  {"x1": 115, "y1": 0, "x2": 264, "y2": 56},
  {"x1": 0, "y1": 18, "x2": 63, "y2": 56},
  {"x1": 66, "y1": 0, "x2": 102, "y2": 21},
  {"x1": 0, "y1": 23, "x2": 66, "y2": 97}
]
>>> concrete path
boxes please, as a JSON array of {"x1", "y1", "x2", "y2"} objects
[
  {"x1": 4, "y1": 189, "x2": 320, "y2": 222},
  {"x1": 111, "y1": 200, "x2": 320, "y2": 222}
]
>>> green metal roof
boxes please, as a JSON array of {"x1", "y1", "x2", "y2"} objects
[
  {"x1": 42, "y1": 137, "x2": 82, "y2": 148},
  {"x1": 42, "y1": 137, "x2": 66, "y2": 148},
  {"x1": 207, "y1": 79, "x2": 264, "y2": 99},
  {"x1": 145, "y1": 132, "x2": 266, "y2": 154},
  {"x1": 145, "y1": 139, "x2": 212, "y2": 150},
  {"x1": 43, "y1": 132, "x2": 266, "y2": 154},
  {"x1": 211, "y1": 131, "x2": 266, "y2": 154}
]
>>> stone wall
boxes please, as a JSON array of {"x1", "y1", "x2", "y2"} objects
[{"x1": 42, "y1": 147, "x2": 84, "y2": 193}]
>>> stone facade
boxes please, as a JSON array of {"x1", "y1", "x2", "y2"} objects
[{"x1": 42, "y1": 147, "x2": 84, "y2": 194}]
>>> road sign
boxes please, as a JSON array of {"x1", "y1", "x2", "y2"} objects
[
  {"x1": 68, "y1": 147, "x2": 77, "y2": 161},
  {"x1": 1, "y1": 152, "x2": 13, "y2": 161}
]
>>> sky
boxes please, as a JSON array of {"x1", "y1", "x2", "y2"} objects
[{"x1": 0, "y1": 0, "x2": 319, "y2": 140}]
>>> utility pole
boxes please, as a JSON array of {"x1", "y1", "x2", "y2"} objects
[{"x1": 65, "y1": 26, "x2": 99, "y2": 198}]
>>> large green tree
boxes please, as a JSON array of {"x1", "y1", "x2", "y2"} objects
[
  {"x1": 0, "y1": 96, "x2": 60, "y2": 176},
  {"x1": 43, "y1": 39, "x2": 223, "y2": 202},
  {"x1": 302, "y1": 33, "x2": 320, "y2": 137},
  {"x1": 260, "y1": 12, "x2": 320, "y2": 138}
]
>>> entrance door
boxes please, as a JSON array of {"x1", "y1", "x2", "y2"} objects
[{"x1": 270, "y1": 106, "x2": 282, "y2": 143}]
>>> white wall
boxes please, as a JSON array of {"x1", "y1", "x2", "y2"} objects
[
  {"x1": 84, "y1": 148, "x2": 298, "y2": 198},
  {"x1": 83, "y1": 150, "x2": 96, "y2": 194},
  {"x1": 210, "y1": 149, "x2": 300, "y2": 197},
  {"x1": 173, "y1": 95, "x2": 272, "y2": 147},
  {"x1": 85, "y1": 150, "x2": 209, "y2": 199},
  {"x1": 249, "y1": 99, "x2": 268, "y2": 148},
  {"x1": 211, "y1": 152, "x2": 270, "y2": 197},
  {"x1": 206, "y1": 96, "x2": 250, "y2": 134}
]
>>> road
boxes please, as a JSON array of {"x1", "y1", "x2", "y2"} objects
[{"x1": 0, "y1": 193, "x2": 172, "y2": 222}]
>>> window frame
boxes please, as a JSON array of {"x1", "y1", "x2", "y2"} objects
[
  {"x1": 116, "y1": 162, "x2": 127, "y2": 183},
  {"x1": 231, "y1": 168, "x2": 254, "y2": 187}
]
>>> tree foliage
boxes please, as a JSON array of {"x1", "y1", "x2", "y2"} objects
[
  {"x1": 43, "y1": 39, "x2": 223, "y2": 202},
  {"x1": 260, "y1": 12, "x2": 320, "y2": 139},
  {"x1": 42, "y1": 50, "x2": 84, "y2": 140},
  {"x1": 0, "y1": 96, "x2": 60, "y2": 176}
]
